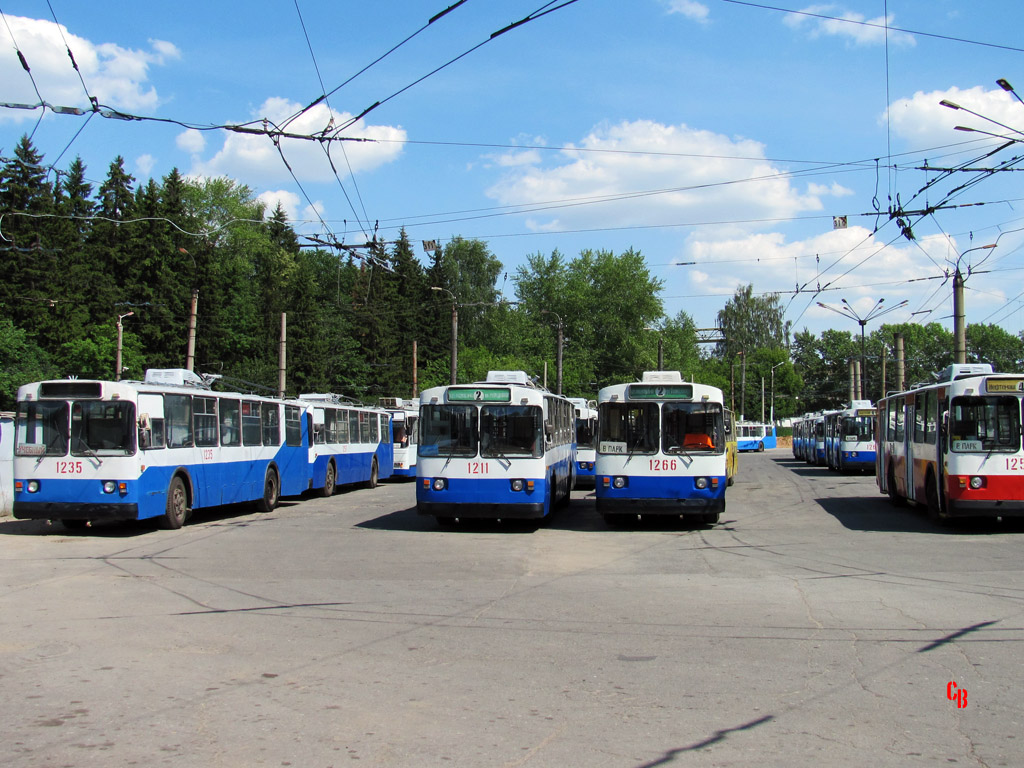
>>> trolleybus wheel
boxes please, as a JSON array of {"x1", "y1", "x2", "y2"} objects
[
  {"x1": 886, "y1": 463, "x2": 904, "y2": 506},
  {"x1": 162, "y1": 476, "x2": 189, "y2": 529},
  {"x1": 321, "y1": 461, "x2": 336, "y2": 498},
  {"x1": 257, "y1": 468, "x2": 279, "y2": 513},
  {"x1": 757, "y1": 442, "x2": 764, "y2": 452},
  {"x1": 925, "y1": 470, "x2": 949, "y2": 525},
  {"x1": 703, "y1": 511, "x2": 720, "y2": 525},
  {"x1": 366, "y1": 458, "x2": 379, "y2": 489}
]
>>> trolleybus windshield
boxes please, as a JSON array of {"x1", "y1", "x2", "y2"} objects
[
  {"x1": 71, "y1": 400, "x2": 136, "y2": 455},
  {"x1": 663, "y1": 402, "x2": 723, "y2": 453},
  {"x1": 949, "y1": 396, "x2": 1022, "y2": 453},
  {"x1": 841, "y1": 415, "x2": 873, "y2": 441},
  {"x1": 480, "y1": 405, "x2": 542, "y2": 457},
  {"x1": 598, "y1": 402, "x2": 658, "y2": 454},
  {"x1": 15, "y1": 401, "x2": 68, "y2": 456},
  {"x1": 419, "y1": 405, "x2": 478, "y2": 457}
]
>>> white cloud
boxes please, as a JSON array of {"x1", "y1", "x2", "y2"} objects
[
  {"x1": 663, "y1": 0, "x2": 710, "y2": 23},
  {"x1": 135, "y1": 153, "x2": 155, "y2": 177},
  {"x1": 784, "y1": 5, "x2": 915, "y2": 46},
  {"x1": 0, "y1": 14, "x2": 178, "y2": 119},
  {"x1": 808, "y1": 181, "x2": 854, "y2": 197},
  {"x1": 190, "y1": 98, "x2": 406, "y2": 185},
  {"x1": 257, "y1": 189, "x2": 303, "y2": 220},
  {"x1": 485, "y1": 119, "x2": 827, "y2": 233},
  {"x1": 176, "y1": 129, "x2": 206, "y2": 154},
  {"x1": 885, "y1": 85, "x2": 1024, "y2": 148}
]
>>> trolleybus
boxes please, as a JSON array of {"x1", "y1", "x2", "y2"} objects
[
  {"x1": 13, "y1": 369, "x2": 313, "y2": 529},
  {"x1": 379, "y1": 397, "x2": 418, "y2": 477},
  {"x1": 736, "y1": 421, "x2": 776, "y2": 452},
  {"x1": 416, "y1": 371, "x2": 576, "y2": 524},
  {"x1": 826, "y1": 401, "x2": 875, "y2": 473},
  {"x1": 876, "y1": 363, "x2": 1024, "y2": 521},
  {"x1": 569, "y1": 397, "x2": 598, "y2": 488},
  {"x1": 595, "y1": 371, "x2": 735, "y2": 526},
  {"x1": 301, "y1": 394, "x2": 393, "y2": 493}
]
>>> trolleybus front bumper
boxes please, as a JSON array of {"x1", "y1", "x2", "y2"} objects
[
  {"x1": 416, "y1": 501, "x2": 546, "y2": 519},
  {"x1": 595, "y1": 496, "x2": 724, "y2": 516},
  {"x1": 13, "y1": 501, "x2": 140, "y2": 522},
  {"x1": 946, "y1": 499, "x2": 1024, "y2": 517}
]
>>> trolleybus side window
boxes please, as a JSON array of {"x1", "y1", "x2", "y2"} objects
[
  {"x1": 138, "y1": 393, "x2": 165, "y2": 450},
  {"x1": 320, "y1": 408, "x2": 333, "y2": 443},
  {"x1": 165, "y1": 394, "x2": 193, "y2": 448},
  {"x1": 925, "y1": 390, "x2": 938, "y2": 445},
  {"x1": 285, "y1": 405, "x2": 303, "y2": 447},
  {"x1": 349, "y1": 411, "x2": 359, "y2": 444},
  {"x1": 262, "y1": 403, "x2": 281, "y2": 446},
  {"x1": 220, "y1": 398, "x2": 241, "y2": 446},
  {"x1": 194, "y1": 396, "x2": 218, "y2": 447},
  {"x1": 241, "y1": 400, "x2": 262, "y2": 446},
  {"x1": 370, "y1": 412, "x2": 380, "y2": 444},
  {"x1": 336, "y1": 409, "x2": 348, "y2": 443}
]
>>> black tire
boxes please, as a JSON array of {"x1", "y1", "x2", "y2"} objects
[
  {"x1": 365, "y1": 458, "x2": 379, "y2": 489},
  {"x1": 757, "y1": 442, "x2": 764, "y2": 452},
  {"x1": 886, "y1": 463, "x2": 905, "y2": 506},
  {"x1": 161, "y1": 475, "x2": 188, "y2": 529},
  {"x1": 925, "y1": 471, "x2": 949, "y2": 525},
  {"x1": 257, "y1": 468, "x2": 279, "y2": 513},
  {"x1": 62, "y1": 519, "x2": 89, "y2": 531},
  {"x1": 320, "y1": 461, "x2": 336, "y2": 498},
  {"x1": 702, "y1": 511, "x2": 720, "y2": 525}
]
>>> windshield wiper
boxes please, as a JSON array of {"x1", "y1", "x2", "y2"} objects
[{"x1": 72, "y1": 435, "x2": 103, "y2": 465}]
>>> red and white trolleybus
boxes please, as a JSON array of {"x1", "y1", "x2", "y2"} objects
[{"x1": 876, "y1": 363, "x2": 1024, "y2": 522}]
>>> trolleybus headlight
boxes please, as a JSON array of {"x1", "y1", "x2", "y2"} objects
[
  {"x1": 432, "y1": 478, "x2": 447, "y2": 491},
  {"x1": 695, "y1": 477, "x2": 709, "y2": 490},
  {"x1": 103, "y1": 480, "x2": 117, "y2": 494},
  {"x1": 969, "y1": 476, "x2": 984, "y2": 490},
  {"x1": 27, "y1": 480, "x2": 39, "y2": 493},
  {"x1": 613, "y1": 476, "x2": 626, "y2": 489},
  {"x1": 510, "y1": 479, "x2": 524, "y2": 492}
]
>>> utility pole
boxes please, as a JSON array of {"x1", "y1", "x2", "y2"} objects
[
  {"x1": 953, "y1": 269, "x2": 966, "y2": 364},
  {"x1": 186, "y1": 289, "x2": 199, "y2": 372},
  {"x1": 412, "y1": 340, "x2": 418, "y2": 399},
  {"x1": 278, "y1": 313, "x2": 287, "y2": 399},
  {"x1": 115, "y1": 311, "x2": 134, "y2": 381},
  {"x1": 895, "y1": 333, "x2": 905, "y2": 392}
]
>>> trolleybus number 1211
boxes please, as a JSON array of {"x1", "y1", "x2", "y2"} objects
[{"x1": 468, "y1": 461, "x2": 491, "y2": 475}]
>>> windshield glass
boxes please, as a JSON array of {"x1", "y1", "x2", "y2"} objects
[
  {"x1": 949, "y1": 396, "x2": 1022, "y2": 453},
  {"x1": 418, "y1": 404, "x2": 478, "y2": 457},
  {"x1": 71, "y1": 400, "x2": 136, "y2": 455},
  {"x1": 481, "y1": 405, "x2": 542, "y2": 457},
  {"x1": 663, "y1": 402, "x2": 724, "y2": 453},
  {"x1": 841, "y1": 416, "x2": 873, "y2": 441},
  {"x1": 598, "y1": 402, "x2": 659, "y2": 455},
  {"x1": 576, "y1": 417, "x2": 596, "y2": 449},
  {"x1": 15, "y1": 401, "x2": 69, "y2": 457}
]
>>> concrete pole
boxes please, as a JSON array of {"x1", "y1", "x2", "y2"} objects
[
  {"x1": 278, "y1": 312, "x2": 287, "y2": 399},
  {"x1": 186, "y1": 289, "x2": 199, "y2": 372},
  {"x1": 449, "y1": 302, "x2": 458, "y2": 385},
  {"x1": 953, "y1": 269, "x2": 967, "y2": 364},
  {"x1": 412, "y1": 340, "x2": 418, "y2": 399},
  {"x1": 895, "y1": 333, "x2": 905, "y2": 392},
  {"x1": 848, "y1": 359, "x2": 856, "y2": 404},
  {"x1": 854, "y1": 360, "x2": 862, "y2": 403}
]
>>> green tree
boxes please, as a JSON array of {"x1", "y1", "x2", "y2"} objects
[{"x1": 715, "y1": 284, "x2": 790, "y2": 362}]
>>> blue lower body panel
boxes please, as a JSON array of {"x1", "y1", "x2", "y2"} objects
[
  {"x1": 417, "y1": 476, "x2": 548, "y2": 519},
  {"x1": 595, "y1": 474, "x2": 725, "y2": 515}
]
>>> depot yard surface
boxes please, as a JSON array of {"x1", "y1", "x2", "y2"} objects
[{"x1": 1, "y1": 450, "x2": 1021, "y2": 767}]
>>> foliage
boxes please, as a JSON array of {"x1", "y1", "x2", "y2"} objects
[{"x1": 1, "y1": 134, "x2": 1021, "y2": 418}]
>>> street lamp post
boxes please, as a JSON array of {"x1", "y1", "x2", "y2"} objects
[
  {"x1": 816, "y1": 298, "x2": 908, "y2": 399},
  {"x1": 431, "y1": 287, "x2": 458, "y2": 385},
  {"x1": 541, "y1": 310, "x2": 564, "y2": 395},
  {"x1": 115, "y1": 311, "x2": 134, "y2": 381}
]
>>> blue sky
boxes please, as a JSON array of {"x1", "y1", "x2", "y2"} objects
[{"x1": 3, "y1": 0, "x2": 1024, "y2": 342}]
